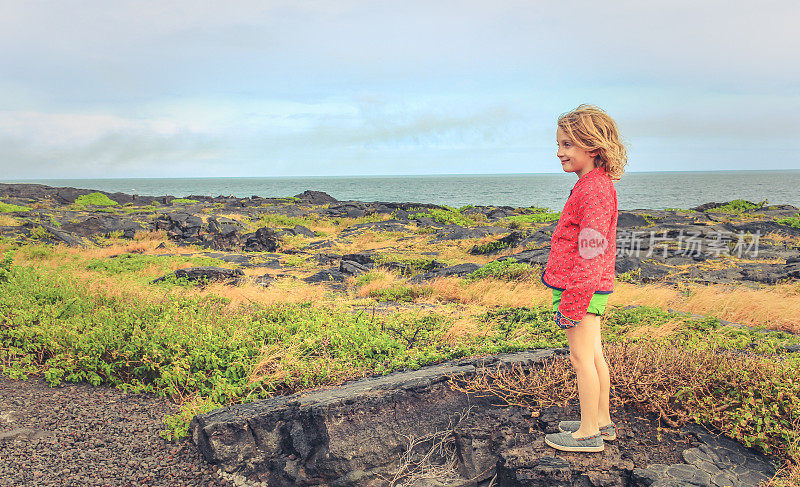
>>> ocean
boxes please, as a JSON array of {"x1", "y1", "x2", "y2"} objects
[{"x1": 3, "y1": 170, "x2": 799, "y2": 212}]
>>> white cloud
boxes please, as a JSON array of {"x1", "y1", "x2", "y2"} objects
[
  {"x1": 0, "y1": 1, "x2": 797, "y2": 177},
  {"x1": 0, "y1": 111, "x2": 191, "y2": 145}
]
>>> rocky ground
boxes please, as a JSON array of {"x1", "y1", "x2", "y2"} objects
[
  {"x1": 1, "y1": 182, "x2": 799, "y2": 291},
  {"x1": 189, "y1": 347, "x2": 785, "y2": 487},
  {"x1": 1, "y1": 347, "x2": 783, "y2": 487},
  {"x1": 0, "y1": 374, "x2": 230, "y2": 487}
]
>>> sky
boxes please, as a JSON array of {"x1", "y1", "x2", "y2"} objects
[{"x1": 1, "y1": 0, "x2": 799, "y2": 179}]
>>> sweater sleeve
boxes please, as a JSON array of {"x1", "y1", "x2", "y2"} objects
[{"x1": 557, "y1": 184, "x2": 615, "y2": 322}]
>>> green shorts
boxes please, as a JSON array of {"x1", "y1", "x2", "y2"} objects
[{"x1": 551, "y1": 289, "x2": 609, "y2": 317}]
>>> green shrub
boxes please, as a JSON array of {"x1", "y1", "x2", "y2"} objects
[
  {"x1": 707, "y1": 199, "x2": 767, "y2": 214},
  {"x1": 258, "y1": 212, "x2": 317, "y2": 228},
  {"x1": 506, "y1": 212, "x2": 561, "y2": 224},
  {"x1": 369, "y1": 284, "x2": 433, "y2": 302},
  {"x1": 28, "y1": 226, "x2": 52, "y2": 240},
  {"x1": 74, "y1": 192, "x2": 119, "y2": 207},
  {"x1": 617, "y1": 268, "x2": 641, "y2": 283},
  {"x1": 84, "y1": 252, "x2": 227, "y2": 282},
  {"x1": 354, "y1": 271, "x2": 384, "y2": 285},
  {"x1": 776, "y1": 213, "x2": 800, "y2": 229},
  {"x1": 0, "y1": 253, "x2": 12, "y2": 283},
  {"x1": 464, "y1": 258, "x2": 535, "y2": 281},
  {"x1": 409, "y1": 208, "x2": 476, "y2": 226},
  {"x1": 0, "y1": 202, "x2": 30, "y2": 213},
  {"x1": 170, "y1": 198, "x2": 199, "y2": 204},
  {"x1": 470, "y1": 239, "x2": 511, "y2": 254},
  {"x1": 373, "y1": 253, "x2": 441, "y2": 274}
]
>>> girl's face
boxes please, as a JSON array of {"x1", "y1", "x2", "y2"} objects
[{"x1": 556, "y1": 126, "x2": 598, "y2": 178}]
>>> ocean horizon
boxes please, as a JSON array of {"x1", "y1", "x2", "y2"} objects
[{"x1": 4, "y1": 169, "x2": 799, "y2": 212}]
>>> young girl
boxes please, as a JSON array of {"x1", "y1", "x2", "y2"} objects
[{"x1": 540, "y1": 104, "x2": 627, "y2": 453}]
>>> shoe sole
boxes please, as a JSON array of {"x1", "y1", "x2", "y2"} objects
[
  {"x1": 558, "y1": 424, "x2": 617, "y2": 441},
  {"x1": 544, "y1": 436, "x2": 605, "y2": 452}
]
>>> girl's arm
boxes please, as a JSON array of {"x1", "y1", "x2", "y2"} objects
[{"x1": 555, "y1": 185, "x2": 616, "y2": 324}]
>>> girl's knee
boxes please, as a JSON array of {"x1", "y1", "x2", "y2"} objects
[
  {"x1": 593, "y1": 352, "x2": 608, "y2": 370},
  {"x1": 569, "y1": 350, "x2": 595, "y2": 368}
]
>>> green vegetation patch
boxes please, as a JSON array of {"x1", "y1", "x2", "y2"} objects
[
  {"x1": 0, "y1": 263, "x2": 568, "y2": 440},
  {"x1": 776, "y1": 213, "x2": 800, "y2": 229},
  {"x1": 706, "y1": 199, "x2": 767, "y2": 214},
  {"x1": 74, "y1": 192, "x2": 119, "y2": 207},
  {"x1": 258, "y1": 212, "x2": 318, "y2": 229},
  {"x1": 83, "y1": 252, "x2": 228, "y2": 284},
  {"x1": 464, "y1": 258, "x2": 535, "y2": 281},
  {"x1": 0, "y1": 202, "x2": 30, "y2": 213},
  {"x1": 373, "y1": 253, "x2": 442, "y2": 274},
  {"x1": 0, "y1": 253, "x2": 12, "y2": 282},
  {"x1": 506, "y1": 212, "x2": 561, "y2": 225},
  {"x1": 470, "y1": 239, "x2": 511, "y2": 254},
  {"x1": 409, "y1": 207, "x2": 477, "y2": 226},
  {"x1": 368, "y1": 284, "x2": 434, "y2": 302}
]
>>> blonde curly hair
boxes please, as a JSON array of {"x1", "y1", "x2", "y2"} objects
[{"x1": 557, "y1": 104, "x2": 628, "y2": 180}]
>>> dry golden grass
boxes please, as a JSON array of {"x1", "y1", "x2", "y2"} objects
[
  {"x1": 762, "y1": 231, "x2": 800, "y2": 246},
  {"x1": 181, "y1": 276, "x2": 330, "y2": 308},
  {"x1": 351, "y1": 267, "x2": 406, "y2": 298},
  {"x1": 415, "y1": 275, "x2": 550, "y2": 308},
  {"x1": 7, "y1": 224, "x2": 800, "y2": 336},
  {"x1": 441, "y1": 315, "x2": 492, "y2": 345},
  {"x1": 0, "y1": 215, "x2": 21, "y2": 226},
  {"x1": 609, "y1": 281, "x2": 800, "y2": 335},
  {"x1": 625, "y1": 319, "x2": 686, "y2": 340},
  {"x1": 50, "y1": 232, "x2": 173, "y2": 261},
  {"x1": 328, "y1": 229, "x2": 409, "y2": 255},
  {"x1": 247, "y1": 337, "x2": 374, "y2": 400},
  {"x1": 765, "y1": 462, "x2": 800, "y2": 487}
]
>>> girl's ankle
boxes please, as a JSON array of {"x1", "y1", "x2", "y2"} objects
[{"x1": 572, "y1": 429, "x2": 601, "y2": 438}]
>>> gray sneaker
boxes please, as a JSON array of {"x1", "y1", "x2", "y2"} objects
[
  {"x1": 558, "y1": 420, "x2": 617, "y2": 440},
  {"x1": 544, "y1": 431, "x2": 604, "y2": 452}
]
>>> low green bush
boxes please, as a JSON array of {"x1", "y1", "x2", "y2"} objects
[
  {"x1": 776, "y1": 213, "x2": 800, "y2": 229},
  {"x1": 464, "y1": 258, "x2": 535, "y2": 281},
  {"x1": 0, "y1": 202, "x2": 30, "y2": 213},
  {"x1": 74, "y1": 192, "x2": 119, "y2": 207},
  {"x1": 409, "y1": 208, "x2": 476, "y2": 226},
  {"x1": 369, "y1": 284, "x2": 433, "y2": 302},
  {"x1": 707, "y1": 199, "x2": 767, "y2": 214},
  {"x1": 0, "y1": 253, "x2": 12, "y2": 282},
  {"x1": 506, "y1": 212, "x2": 561, "y2": 224}
]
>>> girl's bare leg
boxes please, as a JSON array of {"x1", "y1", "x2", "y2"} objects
[
  {"x1": 592, "y1": 313, "x2": 612, "y2": 426},
  {"x1": 565, "y1": 312, "x2": 601, "y2": 438}
]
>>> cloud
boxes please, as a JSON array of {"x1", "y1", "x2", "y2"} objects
[
  {"x1": 0, "y1": 128, "x2": 225, "y2": 179},
  {"x1": 295, "y1": 100, "x2": 519, "y2": 149},
  {"x1": 0, "y1": 1, "x2": 798, "y2": 177},
  {"x1": 0, "y1": 100, "x2": 521, "y2": 178},
  {"x1": 2, "y1": 0, "x2": 798, "y2": 105}
]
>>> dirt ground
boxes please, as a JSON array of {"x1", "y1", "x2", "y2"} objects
[{"x1": 0, "y1": 373, "x2": 776, "y2": 486}]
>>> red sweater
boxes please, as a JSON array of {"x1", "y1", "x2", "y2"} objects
[{"x1": 541, "y1": 166, "x2": 618, "y2": 325}]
